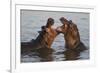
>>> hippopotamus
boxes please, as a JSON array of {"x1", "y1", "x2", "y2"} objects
[
  {"x1": 21, "y1": 18, "x2": 60, "y2": 54},
  {"x1": 56, "y1": 17, "x2": 87, "y2": 51}
]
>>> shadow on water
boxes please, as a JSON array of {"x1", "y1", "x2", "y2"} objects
[
  {"x1": 21, "y1": 47, "x2": 54, "y2": 62},
  {"x1": 21, "y1": 40, "x2": 87, "y2": 62},
  {"x1": 36, "y1": 48, "x2": 54, "y2": 62},
  {"x1": 64, "y1": 49, "x2": 81, "y2": 60},
  {"x1": 63, "y1": 42, "x2": 87, "y2": 60},
  {"x1": 21, "y1": 46, "x2": 87, "y2": 62}
]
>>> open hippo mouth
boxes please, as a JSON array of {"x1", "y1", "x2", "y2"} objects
[{"x1": 56, "y1": 17, "x2": 70, "y2": 34}]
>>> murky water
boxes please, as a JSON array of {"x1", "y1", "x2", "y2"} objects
[{"x1": 21, "y1": 10, "x2": 89, "y2": 62}]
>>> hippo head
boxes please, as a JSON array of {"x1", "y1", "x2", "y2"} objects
[
  {"x1": 46, "y1": 18, "x2": 54, "y2": 28},
  {"x1": 38, "y1": 18, "x2": 55, "y2": 34},
  {"x1": 56, "y1": 17, "x2": 70, "y2": 34}
]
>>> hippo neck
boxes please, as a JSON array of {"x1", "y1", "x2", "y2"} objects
[
  {"x1": 33, "y1": 32, "x2": 47, "y2": 48},
  {"x1": 46, "y1": 28, "x2": 59, "y2": 48},
  {"x1": 64, "y1": 33, "x2": 80, "y2": 49},
  {"x1": 65, "y1": 39, "x2": 80, "y2": 49}
]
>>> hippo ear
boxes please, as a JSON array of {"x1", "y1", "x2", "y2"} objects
[
  {"x1": 38, "y1": 31, "x2": 42, "y2": 33},
  {"x1": 41, "y1": 26, "x2": 46, "y2": 30}
]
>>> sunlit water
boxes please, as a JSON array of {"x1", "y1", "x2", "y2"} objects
[{"x1": 21, "y1": 10, "x2": 89, "y2": 62}]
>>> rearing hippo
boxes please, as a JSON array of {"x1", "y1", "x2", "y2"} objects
[
  {"x1": 56, "y1": 17, "x2": 87, "y2": 51},
  {"x1": 21, "y1": 18, "x2": 60, "y2": 54}
]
